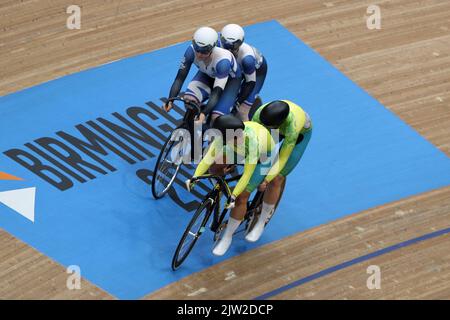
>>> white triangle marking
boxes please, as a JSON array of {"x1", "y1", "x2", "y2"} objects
[{"x1": 0, "y1": 187, "x2": 36, "y2": 223}]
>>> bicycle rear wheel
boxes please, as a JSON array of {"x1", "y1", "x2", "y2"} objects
[
  {"x1": 151, "y1": 133, "x2": 185, "y2": 199},
  {"x1": 172, "y1": 198, "x2": 214, "y2": 270}
]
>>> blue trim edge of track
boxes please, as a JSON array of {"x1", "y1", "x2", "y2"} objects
[{"x1": 254, "y1": 226, "x2": 450, "y2": 300}]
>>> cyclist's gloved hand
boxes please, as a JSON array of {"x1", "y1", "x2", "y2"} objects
[
  {"x1": 224, "y1": 165, "x2": 237, "y2": 175},
  {"x1": 163, "y1": 100, "x2": 173, "y2": 112},
  {"x1": 226, "y1": 195, "x2": 236, "y2": 209},
  {"x1": 195, "y1": 112, "x2": 206, "y2": 124},
  {"x1": 185, "y1": 178, "x2": 196, "y2": 192}
]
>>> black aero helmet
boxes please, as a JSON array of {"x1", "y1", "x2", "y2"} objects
[
  {"x1": 212, "y1": 114, "x2": 245, "y2": 140},
  {"x1": 260, "y1": 100, "x2": 290, "y2": 128}
]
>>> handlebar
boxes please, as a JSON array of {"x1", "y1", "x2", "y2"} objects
[
  {"x1": 166, "y1": 97, "x2": 202, "y2": 115},
  {"x1": 191, "y1": 173, "x2": 241, "y2": 198}
]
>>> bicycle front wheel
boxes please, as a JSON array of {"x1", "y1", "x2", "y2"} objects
[
  {"x1": 172, "y1": 198, "x2": 214, "y2": 270},
  {"x1": 151, "y1": 133, "x2": 185, "y2": 199}
]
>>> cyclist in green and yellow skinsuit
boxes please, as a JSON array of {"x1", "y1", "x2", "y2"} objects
[
  {"x1": 246, "y1": 100, "x2": 313, "y2": 242},
  {"x1": 186, "y1": 114, "x2": 275, "y2": 256}
]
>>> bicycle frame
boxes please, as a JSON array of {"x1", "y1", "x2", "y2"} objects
[
  {"x1": 171, "y1": 170, "x2": 275, "y2": 270},
  {"x1": 191, "y1": 174, "x2": 241, "y2": 231},
  {"x1": 166, "y1": 97, "x2": 203, "y2": 161}
]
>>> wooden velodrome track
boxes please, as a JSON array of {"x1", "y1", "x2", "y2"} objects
[{"x1": 0, "y1": 0, "x2": 449, "y2": 299}]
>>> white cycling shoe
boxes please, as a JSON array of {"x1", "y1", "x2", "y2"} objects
[
  {"x1": 245, "y1": 221, "x2": 265, "y2": 242},
  {"x1": 246, "y1": 204, "x2": 274, "y2": 242},
  {"x1": 212, "y1": 237, "x2": 232, "y2": 256}
]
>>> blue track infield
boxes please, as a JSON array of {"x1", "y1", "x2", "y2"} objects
[{"x1": 0, "y1": 20, "x2": 449, "y2": 299}]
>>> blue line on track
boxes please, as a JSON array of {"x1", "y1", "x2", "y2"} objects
[{"x1": 254, "y1": 227, "x2": 450, "y2": 300}]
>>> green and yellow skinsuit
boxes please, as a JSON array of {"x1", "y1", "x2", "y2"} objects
[
  {"x1": 193, "y1": 121, "x2": 275, "y2": 198},
  {"x1": 251, "y1": 99, "x2": 312, "y2": 182}
]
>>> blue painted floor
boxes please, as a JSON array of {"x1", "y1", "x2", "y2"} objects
[{"x1": 0, "y1": 20, "x2": 449, "y2": 299}]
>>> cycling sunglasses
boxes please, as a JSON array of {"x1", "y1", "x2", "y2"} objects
[
  {"x1": 192, "y1": 40, "x2": 214, "y2": 54},
  {"x1": 220, "y1": 36, "x2": 243, "y2": 51}
]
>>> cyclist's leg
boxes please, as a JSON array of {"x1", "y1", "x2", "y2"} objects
[
  {"x1": 248, "y1": 129, "x2": 312, "y2": 242},
  {"x1": 184, "y1": 71, "x2": 213, "y2": 104},
  {"x1": 245, "y1": 158, "x2": 270, "y2": 195},
  {"x1": 229, "y1": 153, "x2": 261, "y2": 221},
  {"x1": 239, "y1": 57, "x2": 268, "y2": 121},
  {"x1": 184, "y1": 72, "x2": 213, "y2": 161},
  {"x1": 229, "y1": 152, "x2": 269, "y2": 223},
  {"x1": 209, "y1": 75, "x2": 241, "y2": 124},
  {"x1": 244, "y1": 158, "x2": 273, "y2": 242},
  {"x1": 213, "y1": 152, "x2": 263, "y2": 255},
  {"x1": 264, "y1": 128, "x2": 313, "y2": 205},
  {"x1": 213, "y1": 189, "x2": 250, "y2": 256}
]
